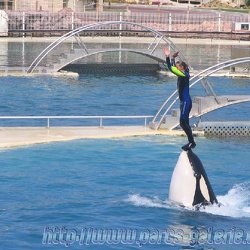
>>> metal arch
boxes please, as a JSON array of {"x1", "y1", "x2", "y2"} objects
[
  {"x1": 194, "y1": 98, "x2": 250, "y2": 118},
  {"x1": 152, "y1": 57, "x2": 250, "y2": 130},
  {"x1": 190, "y1": 58, "x2": 250, "y2": 88},
  {"x1": 50, "y1": 49, "x2": 169, "y2": 72},
  {"x1": 167, "y1": 97, "x2": 250, "y2": 130},
  {"x1": 27, "y1": 21, "x2": 189, "y2": 73},
  {"x1": 27, "y1": 23, "x2": 97, "y2": 73}
]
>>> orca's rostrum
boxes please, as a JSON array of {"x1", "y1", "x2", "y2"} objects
[{"x1": 169, "y1": 150, "x2": 218, "y2": 209}]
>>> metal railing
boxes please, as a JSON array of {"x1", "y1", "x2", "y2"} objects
[
  {"x1": 0, "y1": 115, "x2": 153, "y2": 128},
  {"x1": 7, "y1": 11, "x2": 250, "y2": 34}
]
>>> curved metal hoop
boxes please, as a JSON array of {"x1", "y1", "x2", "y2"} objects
[
  {"x1": 27, "y1": 21, "x2": 190, "y2": 73},
  {"x1": 152, "y1": 57, "x2": 250, "y2": 130}
]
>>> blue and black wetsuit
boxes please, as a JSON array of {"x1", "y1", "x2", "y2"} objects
[{"x1": 165, "y1": 57, "x2": 195, "y2": 145}]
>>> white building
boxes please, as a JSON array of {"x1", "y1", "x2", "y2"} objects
[{"x1": 0, "y1": 0, "x2": 99, "y2": 12}]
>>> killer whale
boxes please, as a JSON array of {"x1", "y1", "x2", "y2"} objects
[{"x1": 169, "y1": 150, "x2": 218, "y2": 209}]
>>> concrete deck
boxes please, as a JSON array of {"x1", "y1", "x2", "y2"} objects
[{"x1": 0, "y1": 126, "x2": 203, "y2": 149}]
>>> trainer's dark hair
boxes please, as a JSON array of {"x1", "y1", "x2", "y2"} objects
[{"x1": 176, "y1": 61, "x2": 189, "y2": 73}]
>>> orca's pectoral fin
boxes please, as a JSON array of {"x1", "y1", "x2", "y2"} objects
[
  {"x1": 188, "y1": 150, "x2": 218, "y2": 206},
  {"x1": 192, "y1": 175, "x2": 209, "y2": 206}
]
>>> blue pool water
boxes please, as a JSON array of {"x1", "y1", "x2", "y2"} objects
[
  {"x1": 1, "y1": 137, "x2": 250, "y2": 250},
  {"x1": 0, "y1": 72, "x2": 250, "y2": 250},
  {"x1": 0, "y1": 74, "x2": 249, "y2": 125}
]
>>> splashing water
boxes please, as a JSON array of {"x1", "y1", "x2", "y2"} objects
[
  {"x1": 125, "y1": 194, "x2": 172, "y2": 209},
  {"x1": 201, "y1": 182, "x2": 250, "y2": 218},
  {"x1": 126, "y1": 182, "x2": 250, "y2": 218}
]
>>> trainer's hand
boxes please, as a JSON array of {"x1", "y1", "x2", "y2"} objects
[
  {"x1": 172, "y1": 51, "x2": 179, "y2": 58},
  {"x1": 163, "y1": 47, "x2": 170, "y2": 57}
]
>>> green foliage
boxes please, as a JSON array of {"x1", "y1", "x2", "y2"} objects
[{"x1": 246, "y1": 0, "x2": 250, "y2": 7}]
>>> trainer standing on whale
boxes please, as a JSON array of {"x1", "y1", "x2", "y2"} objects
[{"x1": 163, "y1": 47, "x2": 196, "y2": 151}]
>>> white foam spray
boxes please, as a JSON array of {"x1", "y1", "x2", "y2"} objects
[{"x1": 126, "y1": 182, "x2": 250, "y2": 218}]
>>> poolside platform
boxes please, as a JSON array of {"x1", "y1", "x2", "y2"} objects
[{"x1": 0, "y1": 126, "x2": 203, "y2": 149}]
